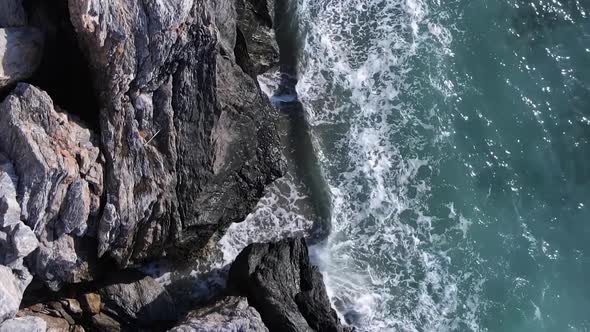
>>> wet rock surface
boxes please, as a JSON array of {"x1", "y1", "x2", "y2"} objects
[{"x1": 229, "y1": 237, "x2": 351, "y2": 332}]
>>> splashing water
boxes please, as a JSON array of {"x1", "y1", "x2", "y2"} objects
[{"x1": 290, "y1": 0, "x2": 590, "y2": 330}]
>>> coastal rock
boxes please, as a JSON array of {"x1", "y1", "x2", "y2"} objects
[
  {"x1": 99, "y1": 273, "x2": 176, "y2": 325},
  {"x1": 170, "y1": 297, "x2": 268, "y2": 332},
  {"x1": 0, "y1": 316, "x2": 46, "y2": 332},
  {"x1": 0, "y1": 28, "x2": 44, "y2": 90},
  {"x1": 0, "y1": 155, "x2": 36, "y2": 324},
  {"x1": 235, "y1": 0, "x2": 280, "y2": 76},
  {"x1": 67, "y1": 0, "x2": 284, "y2": 266},
  {"x1": 0, "y1": 83, "x2": 104, "y2": 289},
  {"x1": 0, "y1": 0, "x2": 27, "y2": 27},
  {"x1": 229, "y1": 238, "x2": 351, "y2": 332},
  {"x1": 0, "y1": 266, "x2": 22, "y2": 322},
  {"x1": 0, "y1": 155, "x2": 20, "y2": 229}
]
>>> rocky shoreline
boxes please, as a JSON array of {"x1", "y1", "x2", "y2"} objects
[{"x1": 0, "y1": 0, "x2": 348, "y2": 331}]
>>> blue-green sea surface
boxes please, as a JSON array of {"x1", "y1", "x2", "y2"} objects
[{"x1": 291, "y1": 0, "x2": 590, "y2": 330}]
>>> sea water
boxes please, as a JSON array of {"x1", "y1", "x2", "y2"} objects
[{"x1": 287, "y1": 0, "x2": 590, "y2": 331}]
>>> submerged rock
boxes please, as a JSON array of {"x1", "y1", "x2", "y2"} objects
[
  {"x1": 0, "y1": 83, "x2": 104, "y2": 289},
  {"x1": 170, "y1": 297, "x2": 268, "y2": 332},
  {"x1": 229, "y1": 237, "x2": 351, "y2": 332},
  {"x1": 0, "y1": 28, "x2": 44, "y2": 90}
]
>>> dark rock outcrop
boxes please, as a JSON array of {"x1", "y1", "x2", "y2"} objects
[
  {"x1": 228, "y1": 238, "x2": 350, "y2": 332},
  {"x1": 170, "y1": 296, "x2": 268, "y2": 332},
  {"x1": 66, "y1": 0, "x2": 284, "y2": 267},
  {"x1": 234, "y1": 0, "x2": 280, "y2": 76}
]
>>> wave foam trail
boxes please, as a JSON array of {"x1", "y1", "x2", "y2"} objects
[{"x1": 294, "y1": 0, "x2": 483, "y2": 330}]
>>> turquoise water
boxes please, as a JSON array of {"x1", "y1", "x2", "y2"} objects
[{"x1": 290, "y1": 0, "x2": 590, "y2": 330}]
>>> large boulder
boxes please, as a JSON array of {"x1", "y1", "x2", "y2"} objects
[
  {"x1": 0, "y1": 0, "x2": 27, "y2": 27},
  {"x1": 170, "y1": 297, "x2": 268, "y2": 332},
  {"x1": 98, "y1": 272, "x2": 177, "y2": 326},
  {"x1": 0, "y1": 28, "x2": 44, "y2": 90},
  {"x1": 228, "y1": 238, "x2": 351, "y2": 332},
  {"x1": 66, "y1": 0, "x2": 284, "y2": 266},
  {"x1": 0, "y1": 83, "x2": 104, "y2": 290}
]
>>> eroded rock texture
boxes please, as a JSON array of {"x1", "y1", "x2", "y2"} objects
[
  {"x1": 234, "y1": 0, "x2": 280, "y2": 76},
  {"x1": 67, "y1": 0, "x2": 284, "y2": 267},
  {"x1": 0, "y1": 84, "x2": 104, "y2": 290},
  {"x1": 229, "y1": 238, "x2": 351, "y2": 332}
]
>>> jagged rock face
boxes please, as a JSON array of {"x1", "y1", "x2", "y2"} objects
[
  {"x1": 229, "y1": 238, "x2": 351, "y2": 332},
  {"x1": 234, "y1": 0, "x2": 280, "y2": 76},
  {"x1": 66, "y1": 0, "x2": 284, "y2": 266},
  {"x1": 170, "y1": 297, "x2": 269, "y2": 332},
  {"x1": 0, "y1": 84, "x2": 104, "y2": 290},
  {"x1": 0, "y1": 155, "x2": 36, "y2": 323},
  {"x1": 0, "y1": 28, "x2": 44, "y2": 90}
]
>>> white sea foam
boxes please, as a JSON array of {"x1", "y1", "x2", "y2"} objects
[{"x1": 292, "y1": 0, "x2": 483, "y2": 330}]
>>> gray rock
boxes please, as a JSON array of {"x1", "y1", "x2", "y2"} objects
[
  {"x1": 0, "y1": 155, "x2": 36, "y2": 325},
  {"x1": 0, "y1": 316, "x2": 46, "y2": 332},
  {"x1": 0, "y1": 265, "x2": 22, "y2": 322},
  {"x1": 229, "y1": 238, "x2": 351, "y2": 332},
  {"x1": 0, "y1": 28, "x2": 44, "y2": 90},
  {"x1": 0, "y1": 84, "x2": 104, "y2": 289},
  {"x1": 10, "y1": 223, "x2": 38, "y2": 259},
  {"x1": 170, "y1": 297, "x2": 268, "y2": 332},
  {"x1": 0, "y1": 0, "x2": 27, "y2": 28},
  {"x1": 67, "y1": 0, "x2": 284, "y2": 266},
  {"x1": 99, "y1": 273, "x2": 176, "y2": 325},
  {"x1": 0, "y1": 155, "x2": 20, "y2": 229}
]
